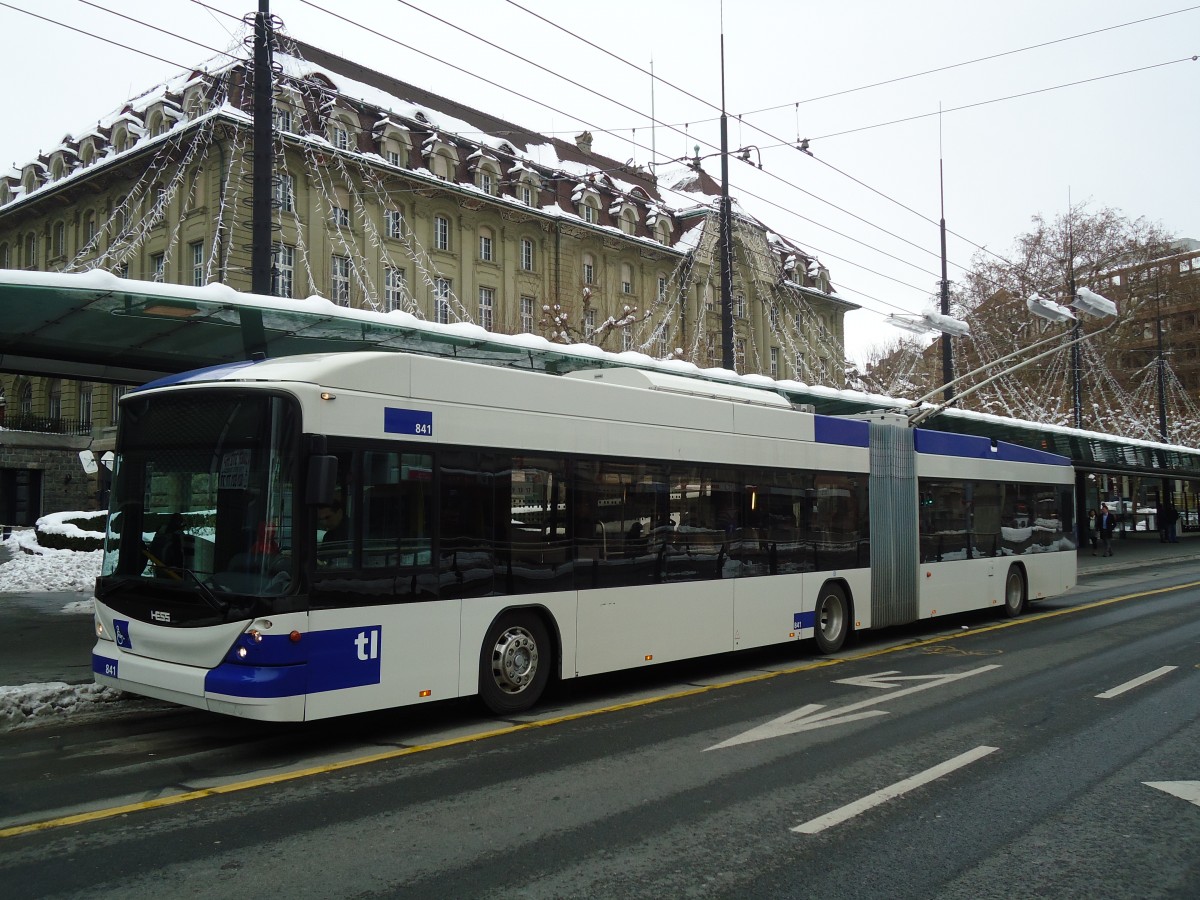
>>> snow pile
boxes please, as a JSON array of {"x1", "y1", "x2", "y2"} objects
[
  {"x1": 2, "y1": 526, "x2": 102, "y2": 592},
  {"x1": 0, "y1": 682, "x2": 123, "y2": 730}
]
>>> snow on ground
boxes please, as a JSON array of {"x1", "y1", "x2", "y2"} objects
[
  {"x1": 0, "y1": 681, "x2": 124, "y2": 730},
  {"x1": 0, "y1": 522, "x2": 113, "y2": 730},
  {"x1": 2, "y1": 527, "x2": 102, "y2": 594}
]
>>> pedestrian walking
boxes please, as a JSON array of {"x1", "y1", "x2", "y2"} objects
[
  {"x1": 1087, "y1": 508, "x2": 1099, "y2": 555},
  {"x1": 1097, "y1": 504, "x2": 1117, "y2": 557}
]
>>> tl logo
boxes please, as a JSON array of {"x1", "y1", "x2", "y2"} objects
[{"x1": 354, "y1": 628, "x2": 381, "y2": 662}]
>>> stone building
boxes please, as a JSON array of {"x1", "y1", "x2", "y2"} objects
[{"x1": 0, "y1": 37, "x2": 853, "y2": 524}]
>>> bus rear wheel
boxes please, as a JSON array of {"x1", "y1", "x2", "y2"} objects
[
  {"x1": 1002, "y1": 565, "x2": 1027, "y2": 618},
  {"x1": 479, "y1": 611, "x2": 551, "y2": 715},
  {"x1": 814, "y1": 583, "x2": 850, "y2": 654}
]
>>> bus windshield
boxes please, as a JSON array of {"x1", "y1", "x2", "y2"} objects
[{"x1": 99, "y1": 390, "x2": 299, "y2": 610}]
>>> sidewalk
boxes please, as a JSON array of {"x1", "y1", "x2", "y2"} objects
[
  {"x1": 2, "y1": 534, "x2": 1199, "y2": 691},
  {"x1": 1075, "y1": 528, "x2": 1200, "y2": 576}
]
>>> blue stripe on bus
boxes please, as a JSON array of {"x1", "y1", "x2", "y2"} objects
[
  {"x1": 207, "y1": 625, "x2": 384, "y2": 698},
  {"x1": 813, "y1": 415, "x2": 869, "y2": 448},
  {"x1": 913, "y1": 429, "x2": 1070, "y2": 466},
  {"x1": 133, "y1": 359, "x2": 264, "y2": 392},
  {"x1": 794, "y1": 611, "x2": 816, "y2": 630}
]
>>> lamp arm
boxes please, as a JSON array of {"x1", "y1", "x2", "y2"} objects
[
  {"x1": 906, "y1": 327, "x2": 1072, "y2": 409},
  {"x1": 908, "y1": 319, "x2": 1117, "y2": 428}
]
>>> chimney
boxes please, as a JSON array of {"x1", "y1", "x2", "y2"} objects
[{"x1": 574, "y1": 131, "x2": 593, "y2": 154}]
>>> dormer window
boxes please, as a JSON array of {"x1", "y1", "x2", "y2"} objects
[
  {"x1": 332, "y1": 124, "x2": 350, "y2": 151},
  {"x1": 112, "y1": 126, "x2": 130, "y2": 154},
  {"x1": 619, "y1": 206, "x2": 637, "y2": 235},
  {"x1": 581, "y1": 199, "x2": 598, "y2": 224}
]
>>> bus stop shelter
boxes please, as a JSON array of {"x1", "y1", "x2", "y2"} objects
[{"x1": 3, "y1": 269, "x2": 1199, "y2": 531}]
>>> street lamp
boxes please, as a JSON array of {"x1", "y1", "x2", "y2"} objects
[{"x1": 1027, "y1": 283, "x2": 1117, "y2": 430}]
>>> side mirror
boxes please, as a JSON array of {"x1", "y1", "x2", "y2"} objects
[{"x1": 307, "y1": 455, "x2": 338, "y2": 506}]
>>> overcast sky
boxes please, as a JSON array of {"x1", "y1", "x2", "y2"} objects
[{"x1": 3, "y1": 0, "x2": 1196, "y2": 365}]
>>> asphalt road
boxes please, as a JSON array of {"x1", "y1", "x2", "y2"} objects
[{"x1": 1, "y1": 564, "x2": 1199, "y2": 899}]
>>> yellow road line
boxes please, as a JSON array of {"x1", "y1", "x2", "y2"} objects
[{"x1": 4, "y1": 576, "x2": 1198, "y2": 840}]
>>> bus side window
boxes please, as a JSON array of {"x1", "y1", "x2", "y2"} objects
[{"x1": 317, "y1": 453, "x2": 355, "y2": 568}]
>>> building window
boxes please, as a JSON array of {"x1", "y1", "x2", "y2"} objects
[
  {"x1": 434, "y1": 215, "x2": 450, "y2": 251},
  {"x1": 734, "y1": 292, "x2": 746, "y2": 319},
  {"x1": 581, "y1": 200, "x2": 597, "y2": 225},
  {"x1": 770, "y1": 347, "x2": 779, "y2": 378},
  {"x1": 622, "y1": 328, "x2": 633, "y2": 352},
  {"x1": 478, "y1": 170, "x2": 494, "y2": 195},
  {"x1": 435, "y1": 278, "x2": 452, "y2": 323},
  {"x1": 585, "y1": 308, "x2": 596, "y2": 339},
  {"x1": 385, "y1": 209, "x2": 403, "y2": 239},
  {"x1": 621, "y1": 262, "x2": 633, "y2": 295},
  {"x1": 520, "y1": 184, "x2": 534, "y2": 207},
  {"x1": 114, "y1": 263, "x2": 129, "y2": 279},
  {"x1": 386, "y1": 149, "x2": 402, "y2": 167},
  {"x1": 0, "y1": 243, "x2": 8, "y2": 268},
  {"x1": 656, "y1": 324, "x2": 668, "y2": 357},
  {"x1": 333, "y1": 206, "x2": 350, "y2": 229},
  {"x1": 479, "y1": 286, "x2": 494, "y2": 331},
  {"x1": 331, "y1": 254, "x2": 352, "y2": 305},
  {"x1": 19, "y1": 381, "x2": 32, "y2": 417},
  {"x1": 52, "y1": 222, "x2": 65, "y2": 258},
  {"x1": 110, "y1": 384, "x2": 128, "y2": 426},
  {"x1": 275, "y1": 108, "x2": 293, "y2": 133},
  {"x1": 583, "y1": 255, "x2": 595, "y2": 285},
  {"x1": 619, "y1": 207, "x2": 636, "y2": 235},
  {"x1": 736, "y1": 339, "x2": 746, "y2": 371},
  {"x1": 479, "y1": 228, "x2": 494, "y2": 262},
  {"x1": 24, "y1": 233, "x2": 37, "y2": 269},
  {"x1": 332, "y1": 124, "x2": 350, "y2": 151},
  {"x1": 521, "y1": 238, "x2": 534, "y2": 271},
  {"x1": 274, "y1": 244, "x2": 295, "y2": 298},
  {"x1": 520, "y1": 295, "x2": 534, "y2": 333},
  {"x1": 151, "y1": 252, "x2": 165, "y2": 282},
  {"x1": 48, "y1": 379, "x2": 62, "y2": 421},
  {"x1": 384, "y1": 266, "x2": 406, "y2": 311},
  {"x1": 275, "y1": 174, "x2": 294, "y2": 213},
  {"x1": 84, "y1": 213, "x2": 96, "y2": 246},
  {"x1": 658, "y1": 275, "x2": 668, "y2": 302},
  {"x1": 78, "y1": 385, "x2": 92, "y2": 429},
  {"x1": 190, "y1": 240, "x2": 205, "y2": 286}
]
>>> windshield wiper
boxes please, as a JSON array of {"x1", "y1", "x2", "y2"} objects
[{"x1": 180, "y1": 566, "x2": 231, "y2": 618}]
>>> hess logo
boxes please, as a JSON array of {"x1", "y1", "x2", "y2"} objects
[{"x1": 354, "y1": 628, "x2": 380, "y2": 661}]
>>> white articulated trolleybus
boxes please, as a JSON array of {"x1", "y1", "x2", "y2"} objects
[{"x1": 92, "y1": 351, "x2": 1077, "y2": 721}]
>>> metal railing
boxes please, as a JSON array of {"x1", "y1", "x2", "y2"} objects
[{"x1": 0, "y1": 414, "x2": 93, "y2": 436}]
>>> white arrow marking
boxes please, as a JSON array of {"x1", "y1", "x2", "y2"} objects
[
  {"x1": 834, "y1": 670, "x2": 971, "y2": 689},
  {"x1": 706, "y1": 664, "x2": 1001, "y2": 751},
  {"x1": 1144, "y1": 781, "x2": 1200, "y2": 807}
]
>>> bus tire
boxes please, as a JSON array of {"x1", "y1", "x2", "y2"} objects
[
  {"x1": 1002, "y1": 565, "x2": 1027, "y2": 618},
  {"x1": 814, "y1": 583, "x2": 850, "y2": 654},
  {"x1": 479, "y1": 611, "x2": 551, "y2": 715}
]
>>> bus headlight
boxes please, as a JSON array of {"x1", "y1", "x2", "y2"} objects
[{"x1": 95, "y1": 614, "x2": 113, "y2": 642}]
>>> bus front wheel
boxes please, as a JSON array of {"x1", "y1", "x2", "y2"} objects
[
  {"x1": 479, "y1": 611, "x2": 551, "y2": 715},
  {"x1": 814, "y1": 583, "x2": 850, "y2": 654},
  {"x1": 1002, "y1": 565, "x2": 1027, "y2": 618}
]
